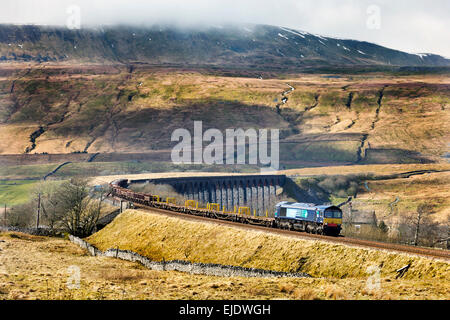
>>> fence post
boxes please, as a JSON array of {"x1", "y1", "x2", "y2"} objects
[{"x1": 36, "y1": 193, "x2": 41, "y2": 229}]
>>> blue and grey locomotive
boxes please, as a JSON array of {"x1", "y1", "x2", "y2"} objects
[{"x1": 275, "y1": 202, "x2": 342, "y2": 236}]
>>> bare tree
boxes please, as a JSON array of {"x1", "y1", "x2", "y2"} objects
[
  {"x1": 6, "y1": 202, "x2": 35, "y2": 228},
  {"x1": 443, "y1": 215, "x2": 449, "y2": 249},
  {"x1": 431, "y1": 215, "x2": 450, "y2": 249},
  {"x1": 397, "y1": 213, "x2": 415, "y2": 245},
  {"x1": 414, "y1": 203, "x2": 434, "y2": 247},
  {"x1": 56, "y1": 178, "x2": 106, "y2": 237},
  {"x1": 32, "y1": 181, "x2": 64, "y2": 231},
  {"x1": 394, "y1": 203, "x2": 442, "y2": 248}
]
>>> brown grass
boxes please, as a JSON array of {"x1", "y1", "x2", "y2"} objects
[
  {"x1": 1, "y1": 231, "x2": 448, "y2": 300},
  {"x1": 1, "y1": 67, "x2": 448, "y2": 165},
  {"x1": 280, "y1": 163, "x2": 450, "y2": 177},
  {"x1": 87, "y1": 209, "x2": 450, "y2": 281},
  {"x1": 293, "y1": 287, "x2": 320, "y2": 300},
  {"x1": 352, "y1": 171, "x2": 450, "y2": 223}
]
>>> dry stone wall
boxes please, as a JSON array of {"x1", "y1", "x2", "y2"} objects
[{"x1": 69, "y1": 235, "x2": 311, "y2": 278}]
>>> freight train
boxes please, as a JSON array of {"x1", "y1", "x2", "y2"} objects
[{"x1": 110, "y1": 179, "x2": 343, "y2": 237}]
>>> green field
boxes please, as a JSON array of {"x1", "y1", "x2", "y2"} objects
[
  {"x1": 0, "y1": 161, "x2": 261, "y2": 180},
  {"x1": 0, "y1": 161, "x2": 260, "y2": 208},
  {"x1": 0, "y1": 180, "x2": 39, "y2": 207},
  {"x1": 0, "y1": 164, "x2": 56, "y2": 180}
]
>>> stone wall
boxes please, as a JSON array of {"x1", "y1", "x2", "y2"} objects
[{"x1": 69, "y1": 235, "x2": 310, "y2": 279}]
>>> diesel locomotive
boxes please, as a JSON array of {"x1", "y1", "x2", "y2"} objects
[{"x1": 275, "y1": 202, "x2": 343, "y2": 236}]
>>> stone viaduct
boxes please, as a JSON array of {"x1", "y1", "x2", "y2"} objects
[{"x1": 131, "y1": 175, "x2": 286, "y2": 215}]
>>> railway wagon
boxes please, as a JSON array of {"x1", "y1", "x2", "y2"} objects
[
  {"x1": 275, "y1": 202, "x2": 342, "y2": 236},
  {"x1": 110, "y1": 180, "x2": 342, "y2": 236}
]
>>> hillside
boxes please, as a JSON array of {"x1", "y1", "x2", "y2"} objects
[
  {"x1": 0, "y1": 24, "x2": 449, "y2": 69},
  {"x1": 2, "y1": 229, "x2": 449, "y2": 300},
  {"x1": 0, "y1": 65, "x2": 448, "y2": 167},
  {"x1": 0, "y1": 23, "x2": 449, "y2": 167},
  {"x1": 82, "y1": 209, "x2": 450, "y2": 299},
  {"x1": 87, "y1": 209, "x2": 449, "y2": 280}
]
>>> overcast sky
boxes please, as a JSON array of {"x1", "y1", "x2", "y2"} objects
[{"x1": 1, "y1": 0, "x2": 449, "y2": 57}]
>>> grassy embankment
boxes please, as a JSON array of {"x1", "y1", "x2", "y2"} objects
[
  {"x1": 1, "y1": 212, "x2": 449, "y2": 300},
  {"x1": 84, "y1": 209, "x2": 449, "y2": 299}
]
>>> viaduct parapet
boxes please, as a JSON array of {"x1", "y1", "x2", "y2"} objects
[{"x1": 130, "y1": 175, "x2": 286, "y2": 215}]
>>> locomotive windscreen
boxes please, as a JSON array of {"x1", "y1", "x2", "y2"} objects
[{"x1": 324, "y1": 209, "x2": 342, "y2": 219}]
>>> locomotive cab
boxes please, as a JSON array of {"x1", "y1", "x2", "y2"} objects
[{"x1": 321, "y1": 206, "x2": 343, "y2": 236}]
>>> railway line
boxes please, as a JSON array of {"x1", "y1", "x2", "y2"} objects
[
  {"x1": 126, "y1": 202, "x2": 450, "y2": 261},
  {"x1": 110, "y1": 179, "x2": 450, "y2": 261}
]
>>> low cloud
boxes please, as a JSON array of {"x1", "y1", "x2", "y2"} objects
[{"x1": 1, "y1": 0, "x2": 449, "y2": 57}]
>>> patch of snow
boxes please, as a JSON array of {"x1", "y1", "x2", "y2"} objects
[
  {"x1": 314, "y1": 34, "x2": 328, "y2": 41},
  {"x1": 243, "y1": 27, "x2": 253, "y2": 33},
  {"x1": 319, "y1": 40, "x2": 326, "y2": 46},
  {"x1": 18, "y1": 44, "x2": 23, "y2": 48},
  {"x1": 337, "y1": 43, "x2": 341, "y2": 47},
  {"x1": 300, "y1": 54, "x2": 305, "y2": 58},
  {"x1": 278, "y1": 33, "x2": 289, "y2": 40},
  {"x1": 357, "y1": 50, "x2": 366, "y2": 55},
  {"x1": 343, "y1": 46, "x2": 350, "y2": 51},
  {"x1": 414, "y1": 53, "x2": 429, "y2": 59},
  {"x1": 279, "y1": 27, "x2": 305, "y2": 39}
]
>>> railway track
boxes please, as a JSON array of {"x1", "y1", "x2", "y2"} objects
[
  {"x1": 128, "y1": 201, "x2": 450, "y2": 261},
  {"x1": 110, "y1": 179, "x2": 449, "y2": 262}
]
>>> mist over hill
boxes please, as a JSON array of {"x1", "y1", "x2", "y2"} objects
[{"x1": 0, "y1": 24, "x2": 449, "y2": 69}]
